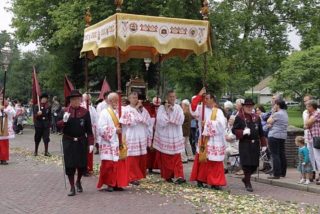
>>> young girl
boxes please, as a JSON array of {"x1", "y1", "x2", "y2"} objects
[{"x1": 295, "y1": 136, "x2": 312, "y2": 185}]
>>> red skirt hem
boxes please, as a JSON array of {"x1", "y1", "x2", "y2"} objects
[
  {"x1": 127, "y1": 155, "x2": 147, "y2": 182},
  {"x1": 0, "y1": 139, "x2": 9, "y2": 161},
  {"x1": 190, "y1": 154, "x2": 227, "y2": 186},
  {"x1": 97, "y1": 159, "x2": 128, "y2": 188}
]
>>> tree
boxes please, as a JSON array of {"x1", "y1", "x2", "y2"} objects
[{"x1": 269, "y1": 46, "x2": 320, "y2": 102}]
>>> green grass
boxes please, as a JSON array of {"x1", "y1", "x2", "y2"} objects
[{"x1": 287, "y1": 108, "x2": 303, "y2": 128}]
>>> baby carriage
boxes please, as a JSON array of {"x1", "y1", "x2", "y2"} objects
[{"x1": 259, "y1": 148, "x2": 273, "y2": 173}]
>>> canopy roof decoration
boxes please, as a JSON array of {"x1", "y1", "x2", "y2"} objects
[{"x1": 80, "y1": 13, "x2": 212, "y2": 62}]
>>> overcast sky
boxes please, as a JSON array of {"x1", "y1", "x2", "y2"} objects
[{"x1": 0, "y1": 0, "x2": 301, "y2": 52}]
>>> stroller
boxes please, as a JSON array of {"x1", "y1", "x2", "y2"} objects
[{"x1": 259, "y1": 148, "x2": 273, "y2": 174}]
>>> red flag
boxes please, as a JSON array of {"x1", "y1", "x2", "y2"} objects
[
  {"x1": 32, "y1": 66, "x2": 41, "y2": 105},
  {"x1": 98, "y1": 77, "x2": 111, "y2": 100},
  {"x1": 64, "y1": 75, "x2": 74, "y2": 107}
]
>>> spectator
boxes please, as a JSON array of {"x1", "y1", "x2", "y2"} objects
[
  {"x1": 255, "y1": 104, "x2": 268, "y2": 137},
  {"x1": 224, "y1": 115, "x2": 239, "y2": 173},
  {"x1": 302, "y1": 95, "x2": 319, "y2": 182},
  {"x1": 14, "y1": 101, "x2": 25, "y2": 135},
  {"x1": 181, "y1": 99, "x2": 194, "y2": 163},
  {"x1": 267, "y1": 99, "x2": 288, "y2": 179},
  {"x1": 304, "y1": 100, "x2": 320, "y2": 185},
  {"x1": 232, "y1": 98, "x2": 244, "y2": 116},
  {"x1": 51, "y1": 96, "x2": 62, "y2": 134},
  {"x1": 224, "y1": 101, "x2": 233, "y2": 120},
  {"x1": 295, "y1": 136, "x2": 312, "y2": 185}
]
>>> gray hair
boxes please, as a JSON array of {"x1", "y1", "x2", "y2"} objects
[
  {"x1": 306, "y1": 100, "x2": 318, "y2": 110},
  {"x1": 235, "y1": 99, "x2": 244, "y2": 105},
  {"x1": 181, "y1": 99, "x2": 190, "y2": 106},
  {"x1": 107, "y1": 92, "x2": 118, "y2": 102}
]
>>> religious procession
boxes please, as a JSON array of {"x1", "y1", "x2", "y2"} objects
[{"x1": 1, "y1": 0, "x2": 320, "y2": 213}]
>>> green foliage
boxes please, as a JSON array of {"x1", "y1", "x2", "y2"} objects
[
  {"x1": 287, "y1": 109, "x2": 303, "y2": 128},
  {"x1": 9, "y1": 0, "x2": 316, "y2": 101},
  {"x1": 270, "y1": 45, "x2": 320, "y2": 100}
]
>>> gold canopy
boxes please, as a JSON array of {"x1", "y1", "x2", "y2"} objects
[{"x1": 80, "y1": 13, "x2": 211, "y2": 62}]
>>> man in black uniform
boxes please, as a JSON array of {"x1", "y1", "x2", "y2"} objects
[
  {"x1": 33, "y1": 93, "x2": 51, "y2": 156},
  {"x1": 57, "y1": 90, "x2": 94, "y2": 196},
  {"x1": 232, "y1": 99, "x2": 267, "y2": 192}
]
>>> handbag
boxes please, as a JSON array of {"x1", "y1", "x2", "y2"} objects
[
  {"x1": 107, "y1": 107, "x2": 128, "y2": 160},
  {"x1": 198, "y1": 108, "x2": 218, "y2": 163},
  {"x1": 310, "y1": 130, "x2": 320, "y2": 149}
]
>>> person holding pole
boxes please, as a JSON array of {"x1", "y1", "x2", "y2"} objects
[
  {"x1": 57, "y1": 90, "x2": 94, "y2": 196},
  {"x1": 33, "y1": 93, "x2": 52, "y2": 156}
]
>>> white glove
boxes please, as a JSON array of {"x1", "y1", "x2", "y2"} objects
[
  {"x1": 89, "y1": 145, "x2": 94, "y2": 153},
  {"x1": 63, "y1": 112, "x2": 71, "y2": 122},
  {"x1": 261, "y1": 146, "x2": 267, "y2": 152},
  {"x1": 243, "y1": 128, "x2": 251, "y2": 136}
]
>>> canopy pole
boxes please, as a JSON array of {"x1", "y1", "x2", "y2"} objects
[
  {"x1": 84, "y1": 7, "x2": 92, "y2": 92},
  {"x1": 200, "y1": 0, "x2": 210, "y2": 152}
]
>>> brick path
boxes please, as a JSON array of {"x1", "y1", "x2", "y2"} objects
[{"x1": 0, "y1": 128, "x2": 319, "y2": 214}]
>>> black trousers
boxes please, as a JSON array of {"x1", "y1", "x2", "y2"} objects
[
  {"x1": 268, "y1": 137, "x2": 287, "y2": 177},
  {"x1": 65, "y1": 167, "x2": 86, "y2": 176},
  {"x1": 34, "y1": 127, "x2": 50, "y2": 144}
]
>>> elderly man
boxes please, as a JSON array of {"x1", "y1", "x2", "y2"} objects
[
  {"x1": 97, "y1": 92, "x2": 128, "y2": 192},
  {"x1": 153, "y1": 90, "x2": 185, "y2": 184},
  {"x1": 81, "y1": 93, "x2": 98, "y2": 175},
  {"x1": 190, "y1": 88, "x2": 227, "y2": 190},
  {"x1": 58, "y1": 90, "x2": 94, "y2": 196},
  {"x1": 120, "y1": 92, "x2": 150, "y2": 185}
]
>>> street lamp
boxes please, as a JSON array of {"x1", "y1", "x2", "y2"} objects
[
  {"x1": 144, "y1": 58, "x2": 151, "y2": 71},
  {"x1": 1, "y1": 42, "x2": 13, "y2": 103}
]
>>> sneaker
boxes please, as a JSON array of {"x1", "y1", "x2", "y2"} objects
[
  {"x1": 304, "y1": 180, "x2": 310, "y2": 185},
  {"x1": 298, "y1": 179, "x2": 305, "y2": 184}
]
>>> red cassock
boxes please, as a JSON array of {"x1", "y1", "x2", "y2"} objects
[
  {"x1": 97, "y1": 159, "x2": 128, "y2": 188},
  {"x1": 156, "y1": 152, "x2": 184, "y2": 180},
  {"x1": 0, "y1": 139, "x2": 9, "y2": 161},
  {"x1": 127, "y1": 155, "x2": 147, "y2": 182},
  {"x1": 190, "y1": 154, "x2": 226, "y2": 186}
]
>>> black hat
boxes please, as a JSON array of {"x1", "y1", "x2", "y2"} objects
[
  {"x1": 40, "y1": 93, "x2": 48, "y2": 99},
  {"x1": 243, "y1": 98, "x2": 255, "y2": 106},
  {"x1": 67, "y1": 90, "x2": 82, "y2": 99}
]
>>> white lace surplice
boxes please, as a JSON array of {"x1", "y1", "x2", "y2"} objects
[
  {"x1": 97, "y1": 108, "x2": 120, "y2": 161},
  {"x1": 153, "y1": 104, "x2": 185, "y2": 155},
  {"x1": 191, "y1": 105, "x2": 227, "y2": 161},
  {"x1": 120, "y1": 105, "x2": 150, "y2": 156}
]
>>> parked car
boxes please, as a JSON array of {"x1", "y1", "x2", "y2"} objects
[{"x1": 285, "y1": 101, "x2": 300, "y2": 107}]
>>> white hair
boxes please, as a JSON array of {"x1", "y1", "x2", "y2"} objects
[
  {"x1": 107, "y1": 92, "x2": 118, "y2": 102},
  {"x1": 236, "y1": 98, "x2": 245, "y2": 105},
  {"x1": 182, "y1": 99, "x2": 190, "y2": 106},
  {"x1": 224, "y1": 101, "x2": 233, "y2": 109}
]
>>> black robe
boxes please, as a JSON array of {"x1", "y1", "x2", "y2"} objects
[
  {"x1": 58, "y1": 106, "x2": 94, "y2": 169},
  {"x1": 232, "y1": 112, "x2": 266, "y2": 167}
]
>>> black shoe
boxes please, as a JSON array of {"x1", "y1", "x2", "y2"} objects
[
  {"x1": 44, "y1": 152, "x2": 51, "y2": 157},
  {"x1": 174, "y1": 178, "x2": 186, "y2": 185},
  {"x1": 34, "y1": 152, "x2": 38, "y2": 156},
  {"x1": 211, "y1": 185, "x2": 222, "y2": 191},
  {"x1": 83, "y1": 172, "x2": 90, "y2": 177},
  {"x1": 76, "y1": 181, "x2": 83, "y2": 193},
  {"x1": 166, "y1": 178, "x2": 173, "y2": 183},
  {"x1": 148, "y1": 169, "x2": 153, "y2": 174},
  {"x1": 224, "y1": 169, "x2": 229, "y2": 174},
  {"x1": 68, "y1": 187, "x2": 76, "y2": 196},
  {"x1": 114, "y1": 187, "x2": 124, "y2": 191},
  {"x1": 246, "y1": 186, "x2": 253, "y2": 192},
  {"x1": 105, "y1": 187, "x2": 114, "y2": 192},
  {"x1": 130, "y1": 180, "x2": 140, "y2": 186},
  {"x1": 197, "y1": 181, "x2": 204, "y2": 188},
  {"x1": 0, "y1": 160, "x2": 8, "y2": 165}
]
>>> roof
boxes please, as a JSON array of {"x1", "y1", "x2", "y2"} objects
[{"x1": 252, "y1": 76, "x2": 272, "y2": 91}]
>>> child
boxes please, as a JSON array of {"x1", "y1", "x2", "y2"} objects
[{"x1": 295, "y1": 136, "x2": 312, "y2": 185}]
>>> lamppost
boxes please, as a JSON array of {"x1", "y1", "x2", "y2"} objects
[{"x1": 1, "y1": 42, "x2": 12, "y2": 105}]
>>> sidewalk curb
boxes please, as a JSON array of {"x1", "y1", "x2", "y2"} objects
[{"x1": 251, "y1": 176, "x2": 320, "y2": 194}]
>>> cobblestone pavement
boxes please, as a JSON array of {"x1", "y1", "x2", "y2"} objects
[{"x1": 0, "y1": 129, "x2": 320, "y2": 214}]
